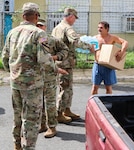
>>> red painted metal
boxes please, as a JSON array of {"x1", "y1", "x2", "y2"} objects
[{"x1": 85, "y1": 98, "x2": 130, "y2": 150}]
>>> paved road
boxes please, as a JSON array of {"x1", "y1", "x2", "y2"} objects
[{"x1": 0, "y1": 84, "x2": 134, "y2": 150}]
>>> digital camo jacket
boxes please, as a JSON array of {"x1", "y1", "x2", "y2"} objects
[
  {"x1": 2, "y1": 21, "x2": 56, "y2": 90},
  {"x1": 52, "y1": 20, "x2": 92, "y2": 68}
]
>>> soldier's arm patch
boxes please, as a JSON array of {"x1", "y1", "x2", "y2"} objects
[{"x1": 38, "y1": 37, "x2": 47, "y2": 44}]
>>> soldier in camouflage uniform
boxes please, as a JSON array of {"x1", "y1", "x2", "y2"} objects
[
  {"x1": 2, "y1": 2, "x2": 58, "y2": 150},
  {"x1": 52, "y1": 8, "x2": 95, "y2": 123},
  {"x1": 37, "y1": 20, "x2": 69, "y2": 138}
]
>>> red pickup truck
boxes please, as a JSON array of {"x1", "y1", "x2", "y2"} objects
[{"x1": 85, "y1": 94, "x2": 134, "y2": 150}]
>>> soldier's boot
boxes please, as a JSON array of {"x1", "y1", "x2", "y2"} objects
[
  {"x1": 44, "y1": 127, "x2": 57, "y2": 138},
  {"x1": 14, "y1": 143, "x2": 22, "y2": 150},
  {"x1": 57, "y1": 111, "x2": 72, "y2": 123},
  {"x1": 39, "y1": 123, "x2": 47, "y2": 133},
  {"x1": 64, "y1": 108, "x2": 80, "y2": 120}
]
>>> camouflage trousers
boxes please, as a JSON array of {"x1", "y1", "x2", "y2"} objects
[
  {"x1": 57, "y1": 68, "x2": 73, "y2": 112},
  {"x1": 12, "y1": 87, "x2": 43, "y2": 150},
  {"x1": 41, "y1": 79, "x2": 58, "y2": 127}
]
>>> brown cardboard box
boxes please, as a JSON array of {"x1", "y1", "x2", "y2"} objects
[{"x1": 98, "y1": 44, "x2": 126, "y2": 70}]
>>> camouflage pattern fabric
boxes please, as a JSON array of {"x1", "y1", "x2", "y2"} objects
[
  {"x1": 41, "y1": 36, "x2": 69, "y2": 127},
  {"x1": 52, "y1": 19, "x2": 92, "y2": 111},
  {"x1": 2, "y1": 21, "x2": 56, "y2": 90},
  {"x1": 52, "y1": 20, "x2": 92, "y2": 68},
  {"x1": 12, "y1": 88, "x2": 43, "y2": 149},
  {"x1": 2, "y1": 21, "x2": 57, "y2": 149},
  {"x1": 44, "y1": 79, "x2": 58, "y2": 127},
  {"x1": 57, "y1": 68, "x2": 73, "y2": 111}
]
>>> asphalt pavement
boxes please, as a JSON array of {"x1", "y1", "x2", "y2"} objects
[
  {"x1": 0, "y1": 69, "x2": 134, "y2": 150},
  {"x1": 0, "y1": 84, "x2": 134, "y2": 150}
]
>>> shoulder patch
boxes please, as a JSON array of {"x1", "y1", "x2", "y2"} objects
[{"x1": 39, "y1": 37, "x2": 48, "y2": 44}]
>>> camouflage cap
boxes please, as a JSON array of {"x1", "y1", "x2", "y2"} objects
[
  {"x1": 37, "y1": 19, "x2": 46, "y2": 26},
  {"x1": 64, "y1": 8, "x2": 78, "y2": 19},
  {"x1": 22, "y1": 2, "x2": 40, "y2": 16}
]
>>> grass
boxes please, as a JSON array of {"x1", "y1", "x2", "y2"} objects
[
  {"x1": 124, "y1": 51, "x2": 134, "y2": 69},
  {"x1": 75, "y1": 50, "x2": 134, "y2": 69},
  {"x1": 75, "y1": 53, "x2": 94, "y2": 69},
  {"x1": 0, "y1": 50, "x2": 134, "y2": 69},
  {"x1": 0, "y1": 57, "x2": 3, "y2": 69}
]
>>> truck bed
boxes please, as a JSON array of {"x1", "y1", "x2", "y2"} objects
[
  {"x1": 85, "y1": 94, "x2": 134, "y2": 150},
  {"x1": 99, "y1": 94, "x2": 134, "y2": 141}
]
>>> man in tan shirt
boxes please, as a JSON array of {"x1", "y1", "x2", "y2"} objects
[{"x1": 52, "y1": 8, "x2": 95, "y2": 123}]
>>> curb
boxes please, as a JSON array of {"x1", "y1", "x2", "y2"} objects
[
  {"x1": 1, "y1": 76, "x2": 134, "y2": 86},
  {"x1": 73, "y1": 76, "x2": 134, "y2": 84},
  {"x1": 0, "y1": 77, "x2": 10, "y2": 86},
  {"x1": 0, "y1": 69, "x2": 134, "y2": 85}
]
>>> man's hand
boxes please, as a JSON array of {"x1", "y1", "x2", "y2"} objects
[
  {"x1": 52, "y1": 55, "x2": 58, "y2": 61},
  {"x1": 90, "y1": 44, "x2": 95, "y2": 53},
  {"x1": 115, "y1": 50, "x2": 126, "y2": 62},
  {"x1": 58, "y1": 68, "x2": 68, "y2": 74}
]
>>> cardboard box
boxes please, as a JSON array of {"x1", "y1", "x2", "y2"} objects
[{"x1": 98, "y1": 44, "x2": 126, "y2": 70}]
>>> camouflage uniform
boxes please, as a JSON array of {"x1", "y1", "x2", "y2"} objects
[
  {"x1": 2, "y1": 14, "x2": 56, "y2": 150},
  {"x1": 41, "y1": 36, "x2": 69, "y2": 128},
  {"x1": 52, "y1": 9, "x2": 92, "y2": 117}
]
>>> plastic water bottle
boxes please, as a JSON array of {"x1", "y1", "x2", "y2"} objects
[
  {"x1": 80, "y1": 35, "x2": 99, "y2": 50},
  {"x1": 89, "y1": 36, "x2": 99, "y2": 50}
]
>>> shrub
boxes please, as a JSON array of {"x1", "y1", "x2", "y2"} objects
[
  {"x1": 0, "y1": 49, "x2": 134, "y2": 70},
  {"x1": 124, "y1": 51, "x2": 134, "y2": 68},
  {"x1": 0, "y1": 57, "x2": 3, "y2": 69},
  {"x1": 75, "y1": 49, "x2": 134, "y2": 69}
]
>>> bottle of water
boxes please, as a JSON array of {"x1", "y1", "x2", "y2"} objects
[
  {"x1": 89, "y1": 36, "x2": 99, "y2": 50},
  {"x1": 80, "y1": 35, "x2": 99, "y2": 50}
]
